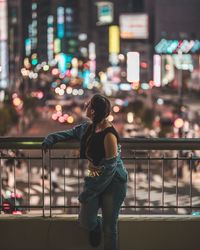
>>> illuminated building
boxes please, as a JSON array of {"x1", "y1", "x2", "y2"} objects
[
  {"x1": 153, "y1": 0, "x2": 200, "y2": 87},
  {"x1": 0, "y1": 0, "x2": 9, "y2": 89}
]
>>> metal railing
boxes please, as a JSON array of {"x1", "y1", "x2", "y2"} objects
[{"x1": 1, "y1": 137, "x2": 200, "y2": 216}]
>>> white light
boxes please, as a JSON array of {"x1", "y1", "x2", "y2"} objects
[
  {"x1": 0, "y1": 90, "x2": 5, "y2": 102},
  {"x1": 119, "y1": 83, "x2": 131, "y2": 91},
  {"x1": 108, "y1": 115, "x2": 114, "y2": 122},
  {"x1": 118, "y1": 54, "x2": 125, "y2": 61},
  {"x1": 59, "y1": 89, "x2": 65, "y2": 96},
  {"x1": 66, "y1": 87, "x2": 72, "y2": 94},
  {"x1": 55, "y1": 87, "x2": 60, "y2": 94},
  {"x1": 89, "y1": 42, "x2": 96, "y2": 60},
  {"x1": 153, "y1": 55, "x2": 161, "y2": 87},
  {"x1": 141, "y1": 83, "x2": 149, "y2": 90},
  {"x1": 72, "y1": 89, "x2": 78, "y2": 95},
  {"x1": 127, "y1": 112, "x2": 134, "y2": 123},
  {"x1": 115, "y1": 99, "x2": 124, "y2": 106},
  {"x1": 60, "y1": 84, "x2": 66, "y2": 90},
  {"x1": 157, "y1": 98, "x2": 164, "y2": 105},
  {"x1": 78, "y1": 89, "x2": 84, "y2": 95},
  {"x1": 78, "y1": 33, "x2": 87, "y2": 41},
  {"x1": 127, "y1": 52, "x2": 140, "y2": 82}
]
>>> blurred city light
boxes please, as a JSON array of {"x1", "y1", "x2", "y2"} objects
[
  {"x1": 127, "y1": 52, "x2": 140, "y2": 83},
  {"x1": 174, "y1": 118, "x2": 184, "y2": 129}
]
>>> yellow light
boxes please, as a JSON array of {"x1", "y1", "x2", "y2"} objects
[
  {"x1": 72, "y1": 58, "x2": 78, "y2": 67},
  {"x1": 13, "y1": 97, "x2": 22, "y2": 106},
  {"x1": 67, "y1": 116, "x2": 74, "y2": 123},
  {"x1": 24, "y1": 58, "x2": 31, "y2": 69},
  {"x1": 109, "y1": 26, "x2": 120, "y2": 54},
  {"x1": 32, "y1": 53, "x2": 37, "y2": 59},
  {"x1": 100, "y1": 72, "x2": 107, "y2": 83},
  {"x1": 55, "y1": 105, "x2": 62, "y2": 112},
  {"x1": 131, "y1": 82, "x2": 140, "y2": 90},
  {"x1": 43, "y1": 65, "x2": 49, "y2": 71},
  {"x1": 174, "y1": 118, "x2": 184, "y2": 129}
]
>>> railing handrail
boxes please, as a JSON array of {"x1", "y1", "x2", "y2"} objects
[{"x1": 1, "y1": 137, "x2": 200, "y2": 150}]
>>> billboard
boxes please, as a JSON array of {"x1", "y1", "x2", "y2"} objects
[
  {"x1": 109, "y1": 26, "x2": 120, "y2": 54},
  {"x1": 96, "y1": 1, "x2": 113, "y2": 26},
  {"x1": 120, "y1": 14, "x2": 149, "y2": 39}
]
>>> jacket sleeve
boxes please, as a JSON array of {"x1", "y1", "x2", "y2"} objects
[
  {"x1": 42, "y1": 121, "x2": 89, "y2": 147},
  {"x1": 78, "y1": 156, "x2": 118, "y2": 203}
]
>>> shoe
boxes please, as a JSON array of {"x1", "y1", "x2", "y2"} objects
[{"x1": 89, "y1": 217, "x2": 102, "y2": 247}]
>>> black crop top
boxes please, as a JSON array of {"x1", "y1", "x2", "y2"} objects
[{"x1": 80, "y1": 126, "x2": 119, "y2": 166}]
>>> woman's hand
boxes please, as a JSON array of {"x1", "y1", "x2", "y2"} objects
[
  {"x1": 88, "y1": 161, "x2": 101, "y2": 177},
  {"x1": 41, "y1": 142, "x2": 51, "y2": 153}
]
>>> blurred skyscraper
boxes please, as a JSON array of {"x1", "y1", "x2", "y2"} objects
[{"x1": 4, "y1": 0, "x2": 200, "y2": 91}]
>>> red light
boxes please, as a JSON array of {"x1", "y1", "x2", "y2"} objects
[
  {"x1": 52, "y1": 68, "x2": 59, "y2": 75},
  {"x1": 66, "y1": 70, "x2": 71, "y2": 77},
  {"x1": 12, "y1": 211, "x2": 22, "y2": 215},
  {"x1": 149, "y1": 80, "x2": 155, "y2": 88},
  {"x1": 37, "y1": 92, "x2": 44, "y2": 99},
  {"x1": 16, "y1": 193, "x2": 22, "y2": 199},
  {"x1": 3, "y1": 203, "x2": 10, "y2": 210},
  {"x1": 52, "y1": 113, "x2": 58, "y2": 121},
  {"x1": 140, "y1": 62, "x2": 148, "y2": 69},
  {"x1": 58, "y1": 116, "x2": 65, "y2": 123}
]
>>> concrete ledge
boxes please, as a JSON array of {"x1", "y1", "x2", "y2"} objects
[{"x1": 0, "y1": 215, "x2": 200, "y2": 250}]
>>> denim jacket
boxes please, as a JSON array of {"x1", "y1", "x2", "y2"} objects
[{"x1": 43, "y1": 121, "x2": 128, "y2": 203}]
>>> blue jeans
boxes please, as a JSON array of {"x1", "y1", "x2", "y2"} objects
[{"x1": 79, "y1": 175, "x2": 127, "y2": 250}]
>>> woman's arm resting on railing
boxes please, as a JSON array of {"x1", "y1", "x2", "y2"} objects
[{"x1": 42, "y1": 121, "x2": 89, "y2": 151}]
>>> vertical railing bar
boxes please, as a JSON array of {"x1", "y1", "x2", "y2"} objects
[
  {"x1": 28, "y1": 154, "x2": 31, "y2": 212},
  {"x1": 78, "y1": 156, "x2": 80, "y2": 214},
  {"x1": 14, "y1": 151, "x2": 17, "y2": 210},
  {"x1": 189, "y1": 153, "x2": 193, "y2": 214},
  {"x1": 134, "y1": 151, "x2": 137, "y2": 213},
  {"x1": 176, "y1": 153, "x2": 179, "y2": 214},
  {"x1": 42, "y1": 149, "x2": 45, "y2": 217},
  {"x1": 147, "y1": 152, "x2": 151, "y2": 213},
  {"x1": 64, "y1": 156, "x2": 66, "y2": 213},
  {"x1": 162, "y1": 154, "x2": 165, "y2": 214},
  {"x1": 0, "y1": 152, "x2": 2, "y2": 214},
  {"x1": 49, "y1": 150, "x2": 52, "y2": 217}
]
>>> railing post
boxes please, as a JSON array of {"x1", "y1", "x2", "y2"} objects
[
  {"x1": 190, "y1": 154, "x2": 193, "y2": 214},
  {"x1": 49, "y1": 150, "x2": 52, "y2": 217},
  {"x1": 147, "y1": 152, "x2": 151, "y2": 214},
  {"x1": 0, "y1": 152, "x2": 2, "y2": 214},
  {"x1": 161, "y1": 154, "x2": 165, "y2": 214},
  {"x1": 42, "y1": 149, "x2": 45, "y2": 217},
  {"x1": 176, "y1": 153, "x2": 179, "y2": 214},
  {"x1": 28, "y1": 154, "x2": 31, "y2": 212}
]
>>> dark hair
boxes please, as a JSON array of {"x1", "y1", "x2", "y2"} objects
[{"x1": 83, "y1": 94, "x2": 111, "y2": 161}]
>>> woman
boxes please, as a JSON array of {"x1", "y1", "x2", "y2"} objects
[{"x1": 42, "y1": 94, "x2": 128, "y2": 250}]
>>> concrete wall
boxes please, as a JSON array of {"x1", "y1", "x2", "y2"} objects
[{"x1": 0, "y1": 215, "x2": 200, "y2": 250}]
